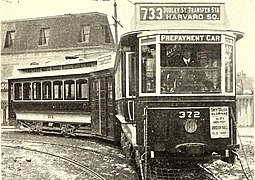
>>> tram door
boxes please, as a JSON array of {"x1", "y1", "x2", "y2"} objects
[{"x1": 91, "y1": 77, "x2": 115, "y2": 139}]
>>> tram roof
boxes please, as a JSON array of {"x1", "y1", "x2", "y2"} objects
[
  {"x1": 9, "y1": 52, "x2": 116, "y2": 80},
  {"x1": 120, "y1": 29, "x2": 244, "y2": 41}
]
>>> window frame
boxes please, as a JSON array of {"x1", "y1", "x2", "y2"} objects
[
  {"x1": 76, "y1": 79, "x2": 89, "y2": 100},
  {"x1": 38, "y1": 28, "x2": 50, "y2": 46},
  {"x1": 138, "y1": 34, "x2": 236, "y2": 97},
  {"x1": 64, "y1": 80, "x2": 75, "y2": 100},
  {"x1": 4, "y1": 30, "x2": 15, "y2": 48},
  {"x1": 79, "y1": 25, "x2": 90, "y2": 43}
]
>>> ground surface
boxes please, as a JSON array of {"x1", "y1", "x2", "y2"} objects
[
  {"x1": 1, "y1": 127, "x2": 254, "y2": 180},
  {"x1": 1, "y1": 130, "x2": 139, "y2": 180}
]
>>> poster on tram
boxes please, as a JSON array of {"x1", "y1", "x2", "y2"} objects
[{"x1": 210, "y1": 106, "x2": 230, "y2": 138}]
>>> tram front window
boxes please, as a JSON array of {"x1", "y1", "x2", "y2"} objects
[
  {"x1": 161, "y1": 44, "x2": 221, "y2": 94},
  {"x1": 141, "y1": 44, "x2": 156, "y2": 93}
]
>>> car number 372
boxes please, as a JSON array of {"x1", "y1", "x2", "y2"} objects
[{"x1": 178, "y1": 111, "x2": 201, "y2": 118}]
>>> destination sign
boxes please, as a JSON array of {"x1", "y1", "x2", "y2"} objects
[
  {"x1": 140, "y1": 5, "x2": 221, "y2": 21},
  {"x1": 160, "y1": 34, "x2": 221, "y2": 42}
]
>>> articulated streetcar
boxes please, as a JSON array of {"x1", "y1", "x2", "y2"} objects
[{"x1": 8, "y1": 1, "x2": 244, "y2": 178}]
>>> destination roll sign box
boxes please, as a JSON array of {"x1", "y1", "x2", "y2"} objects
[{"x1": 132, "y1": 3, "x2": 229, "y2": 31}]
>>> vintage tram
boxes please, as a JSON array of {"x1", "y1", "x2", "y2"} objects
[{"x1": 8, "y1": 1, "x2": 244, "y2": 178}]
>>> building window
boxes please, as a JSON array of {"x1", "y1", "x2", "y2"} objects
[
  {"x1": 101, "y1": 25, "x2": 111, "y2": 43},
  {"x1": 4, "y1": 31, "x2": 15, "y2": 48},
  {"x1": 79, "y1": 25, "x2": 90, "y2": 43},
  {"x1": 39, "y1": 28, "x2": 50, "y2": 45}
]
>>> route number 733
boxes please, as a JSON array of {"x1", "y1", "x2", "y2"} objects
[
  {"x1": 178, "y1": 111, "x2": 201, "y2": 119},
  {"x1": 140, "y1": 7, "x2": 163, "y2": 20}
]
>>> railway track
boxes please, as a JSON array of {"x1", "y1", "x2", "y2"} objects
[
  {"x1": 2, "y1": 138, "x2": 123, "y2": 159},
  {"x1": 2, "y1": 144, "x2": 106, "y2": 180}
]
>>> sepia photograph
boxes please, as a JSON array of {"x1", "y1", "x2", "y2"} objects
[{"x1": 1, "y1": 0, "x2": 254, "y2": 179}]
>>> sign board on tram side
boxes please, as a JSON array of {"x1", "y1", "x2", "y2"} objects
[
  {"x1": 210, "y1": 107, "x2": 229, "y2": 139},
  {"x1": 140, "y1": 5, "x2": 221, "y2": 21},
  {"x1": 160, "y1": 34, "x2": 221, "y2": 42}
]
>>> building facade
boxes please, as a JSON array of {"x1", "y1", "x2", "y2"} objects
[{"x1": 1, "y1": 12, "x2": 115, "y2": 124}]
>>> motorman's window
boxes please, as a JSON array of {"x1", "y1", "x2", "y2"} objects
[
  {"x1": 76, "y1": 79, "x2": 88, "y2": 100},
  {"x1": 42, "y1": 81, "x2": 52, "y2": 100},
  {"x1": 141, "y1": 44, "x2": 156, "y2": 93},
  {"x1": 32, "y1": 82, "x2": 41, "y2": 100},
  {"x1": 14, "y1": 83, "x2": 22, "y2": 100},
  {"x1": 53, "y1": 81, "x2": 63, "y2": 100},
  {"x1": 64, "y1": 80, "x2": 75, "y2": 100},
  {"x1": 160, "y1": 44, "x2": 221, "y2": 94},
  {"x1": 23, "y1": 82, "x2": 31, "y2": 100}
]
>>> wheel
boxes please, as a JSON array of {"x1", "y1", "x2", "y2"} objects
[
  {"x1": 36, "y1": 122, "x2": 44, "y2": 136},
  {"x1": 61, "y1": 124, "x2": 71, "y2": 138}
]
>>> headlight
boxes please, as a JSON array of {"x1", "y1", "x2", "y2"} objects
[{"x1": 184, "y1": 119, "x2": 198, "y2": 133}]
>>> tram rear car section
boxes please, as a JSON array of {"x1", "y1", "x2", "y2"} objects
[{"x1": 8, "y1": 56, "x2": 121, "y2": 140}]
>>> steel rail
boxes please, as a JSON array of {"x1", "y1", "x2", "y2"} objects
[
  {"x1": 198, "y1": 164, "x2": 222, "y2": 180},
  {"x1": 1, "y1": 138, "x2": 121, "y2": 159},
  {"x1": 2, "y1": 144, "x2": 106, "y2": 180}
]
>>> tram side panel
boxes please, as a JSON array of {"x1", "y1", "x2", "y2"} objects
[{"x1": 8, "y1": 76, "x2": 92, "y2": 136}]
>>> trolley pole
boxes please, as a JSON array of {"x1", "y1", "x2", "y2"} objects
[{"x1": 114, "y1": 0, "x2": 118, "y2": 46}]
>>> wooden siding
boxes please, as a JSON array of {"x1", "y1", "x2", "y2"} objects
[{"x1": 236, "y1": 95, "x2": 254, "y2": 127}]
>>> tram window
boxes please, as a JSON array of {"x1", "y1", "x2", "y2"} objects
[
  {"x1": 225, "y1": 44, "x2": 233, "y2": 92},
  {"x1": 76, "y1": 79, "x2": 88, "y2": 100},
  {"x1": 160, "y1": 44, "x2": 221, "y2": 94},
  {"x1": 127, "y1": 52, "x2": 136, "y2": 96},
  {"x1": 64, "y1": 80, "x2": 75, "y2": 100},
  {"x1": 23, "y1": 82, "x2": 31, "y2": 100},
  {"x1": 32, "y1": 82, "x2": 41, "y2": 100},
  {"x1": 141, "y1": 44, "x2": 156, "y2": 93},
  {"x1": 53, "y1": 81, "x2": 63, "y2": 100},
  {"x1": 14, "y1": 83, "x2": 22, "y2": 100},
  {"x1": 115, "y1": 58, "x2": 122, "y2": 99},
  {"x1": 108, "y1": 80, "x2": 113, "y2": 100},
  {"x1": 42, "y1": 81, "x2": 52, "y2": 100}
]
